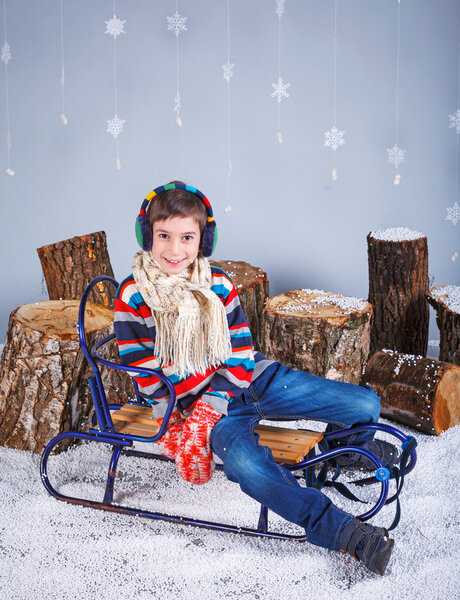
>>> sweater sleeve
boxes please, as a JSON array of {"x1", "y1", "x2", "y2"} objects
[
  {"x1": 113, "y1": 280, "x2": 167, "y2": 404},
  {"x1": 199, "y1": 268, "x2": 255, "y2": 415}
]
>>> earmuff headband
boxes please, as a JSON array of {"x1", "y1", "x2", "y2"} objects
[{"x1": 135, "y1": 183, "x2": 217, "y2": 257}]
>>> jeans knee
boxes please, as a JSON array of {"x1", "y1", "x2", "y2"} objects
[
  {"x1": 360, "y1": 385, "x2": 380, "y2": 422},
  {"x1": 220, "y1": 439, "x2": 268, "y2": 487}
]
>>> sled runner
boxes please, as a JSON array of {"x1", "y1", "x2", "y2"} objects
[{"x1": 40, "y1": 276, "x2": 418, "y2": 539}]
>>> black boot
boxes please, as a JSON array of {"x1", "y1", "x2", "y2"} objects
[
  {"x1": 333, "y1": 439, "x2": 398, "y2": 471},
  {"x1": 325, "y1": 424, "x2": 398, "y2": 471},
  {"x1": 340, "y1": 518, "x2": 394, "y2": 576}
]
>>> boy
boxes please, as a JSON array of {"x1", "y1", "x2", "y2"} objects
[{"x1": 114, "y1": 182, "x2": 398, "y2": 576}]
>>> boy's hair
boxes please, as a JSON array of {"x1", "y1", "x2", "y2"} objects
[{"x1": 146, "y1": 180, "x2": 207, "y2": 234}]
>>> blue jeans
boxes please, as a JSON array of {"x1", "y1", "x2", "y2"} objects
[{"x1": 210, "y1": 363, "x2": 381, "y2": 551}]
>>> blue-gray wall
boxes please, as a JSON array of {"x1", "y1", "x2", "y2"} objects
[{"x1": 1, "y1": 0, "x2": 459, "y2": 343}]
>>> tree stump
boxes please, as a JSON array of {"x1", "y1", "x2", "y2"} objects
[
  {"x1": 361, "y1": 349, "x2": 460, "y2": 435},
  {"x1": 367, "y1": 227, "x2": 429, "y2": 356},
  {"x1": 262, "y1": 289, "x2": 372, "y2": 384},
  {"x1": 210, "y1": 260, "x2": 269, "y2": 352},
  {"x1": 37, "y1": 231, "x2": 115, "y2": 308},
  {"x1": 0, "y1": 300, "x2": 129, "y2": 453},
  {"x1": 426, "y1": 286, "x2": 460, "y2": 366}
]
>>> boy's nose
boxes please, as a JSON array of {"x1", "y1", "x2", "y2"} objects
[{"x1": 169, "y1": 238, "x2": 182, "y2": 255}]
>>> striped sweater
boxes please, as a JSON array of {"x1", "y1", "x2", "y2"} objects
[{"x1": 114, "y1": 265, "x2": 273, "y2": 417}]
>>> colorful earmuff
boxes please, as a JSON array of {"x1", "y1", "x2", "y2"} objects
[{"x1": 135, "y1": 183, "x2": 218, "y2": 257}]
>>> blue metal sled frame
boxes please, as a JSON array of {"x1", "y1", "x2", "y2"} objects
[{"x1": 40, "y1": 276, "x2": 417, "y2": 541}]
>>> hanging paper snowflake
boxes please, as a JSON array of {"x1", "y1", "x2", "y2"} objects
[
  {"x1": 449, "y1": 109, "x2": 460, "y2": 135},
  {"x1": 446, "y1": 201, "x2": 460, "y2": 226},
  {"x1": 105, "y1": 15, "x2": 126, "y2": 39},
  {"x1": 174, "y1": 93, "x2": 181, "y2": 115},
  {"x1": 167, "y1": 11, "x2": 187, "y2": 37},
  {"x1": 387, "y1": 144, "x2": 405, "y2": 168},
  {"x1": 1, "y1": 42, "x2": 11, "y2": 65},
  {"x1": 222, "y1": 62, "x2": 234, "y2": 82},
  {"x1": 324, "y1": 126, "x2": 345, "y2": 151},
  {"x1": 276, "y1": 0, "x2": 286, "y2": 18},
  {"x1": 107, "y1": 114, "x2": 126, "y2": 138},
  {"x1": 271, "y1": 77, "x2": 290, "y2": 103}
]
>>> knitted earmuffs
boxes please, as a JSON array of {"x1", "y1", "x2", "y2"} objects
[{"x1": 135, "y1": 183, "x2": 218, "y2": 257}]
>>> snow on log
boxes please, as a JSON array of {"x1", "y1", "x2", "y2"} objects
[
  {"x1": 37, "y1": 231, "x2": 116, "y2": 308},
  {"x1": 426, "y1": 286, "x2": 460, "y2": 366},
  {"x1": 367, "y1": 227, "x2": 429, "y2": 357},
  {"x1": 361, "y1": 349, "x2": 460, "y2": 435},
  {"x1": 261, "y1": 289, "x2": 372, "y2": 384},
  {"x1": 209, "y1": 260, "x2": 269, "y2": 352},
  {"x1": 0, "y1": 300, "x2": 130, "y2": 453}
]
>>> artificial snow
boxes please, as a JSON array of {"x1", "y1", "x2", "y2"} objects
[
  {"x1": 0, "y1": 420, "x2": 458, "y2": 600},
  {"x1": 431, "y1": 285, "x2": 460, "y2": 314},
  {"x1": 369, "y1": 227, "x2": 425, "y2": 242},
  {"x1": 277, "y1": 290, "x2": 367, "y2": 316}
]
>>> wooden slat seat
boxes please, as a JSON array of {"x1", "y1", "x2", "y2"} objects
[{"x1": 110, "y1": 404, "x2": 323, "y2": 465}]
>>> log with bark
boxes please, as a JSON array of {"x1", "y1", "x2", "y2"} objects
[
  {"x1": 261, "y1": 289, "x2": 372, "y2": 384},
  {"x1": 361, "y1": 349, "x2": 460, "y2": 435},
  {"x1": 0, "y1": 300, "x2": 129, "y2": 453},
  {"x1": 37, "y1": 231, "x2": 116, "y2": 308},
  {"x1": 210, "y1": 260, "x2": 269, "y2": 352},
  {"x1": 367, "y1": 229, "x2": 429, "y2": 356},
  {"x1": 426, "y1": 286, "x2": 460, "y2": 366}
]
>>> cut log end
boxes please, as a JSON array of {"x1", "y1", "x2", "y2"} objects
[
  {"x1": 362, "y1": 350, "x2": 460, "y2": 435},
  {"x1": 267, "y1": 290, "x2": 372, "y2": 321},
  {"x1": 433, "y1": 367, "x2": 460, "y2": 434},
  {"x1": 15, "y1": 301, "x2": 113, "y2": 337}
]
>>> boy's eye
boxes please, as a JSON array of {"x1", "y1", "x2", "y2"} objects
[
  {"x1": 183, "y1": 235, "x2": 194, "y2": 241},
  {"x1": 158, "y1": 233, "x2": 168, "y2": 239}
]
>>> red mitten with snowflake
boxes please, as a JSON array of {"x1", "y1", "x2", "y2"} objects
[
  {"x1": 156, "y1": 410, "x2": 184, "y2": 460},
  {"x1": 175, "y1": 400, "x2": 223, "y2": 485}
]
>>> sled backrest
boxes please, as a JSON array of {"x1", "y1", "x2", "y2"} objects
[{"x1": 78, "y1": 276, "x2": 177, "y2": 441}]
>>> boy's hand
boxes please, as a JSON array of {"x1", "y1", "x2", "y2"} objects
[
  {"x1": 175, "y1": 400, "x2": 223, "y2": 485},
  {"x1": 156, "y1": 410, "x2": 184, "y2": 460}
]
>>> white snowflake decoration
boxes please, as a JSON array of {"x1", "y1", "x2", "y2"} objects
[
  {"x1": 222, "y1": 62, "x2": 234, "y2": 82},
  {"x1": 276, "y1": 0, "x2": 286, "y2": 18},
  {"x1": 449, "y1": 109, "x2": 460, "y2": 135},
  {"x1": 387, "y1": 144, "x2": 405, "y2": 168},
  {"x1": 271, "y1": 77, "x2": 290, "y2": 103},
  {"x1": 174, "y1": 93, "x2": 181, "y2": 115},
  {"x1": 446, "y1": 201, "x2": 460, "y2": 226},
  {"x1": 324, "y1": 126, "x2": 345, "y2": 151},
  {"x1": 105, "y1": 15, "x2": 126, "y2": 39},
  {"x1": 167, "y1": 11, "x2": 187, "y2": 37},
  {"x1": 107, "y1": 114, "x2": 126, "y2": 138},
  {"x1": 1, "y1": 42, "x2": 11, "y2": 65}
]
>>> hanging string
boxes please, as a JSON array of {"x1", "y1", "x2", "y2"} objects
[
  {"x1": 332, "y1": 0, "x2": 338, "y2": 176},
  {"x1": 455, "y1": 44, "x2": 460, "y2": 209},
  {"x1": 446, "y1": 43, "x2": 460, "y2": 228},
  {"x1": 323, "y1": 0, "x2": 344, "y2": 180},
  {"x1": 175, "y1": 0, "x2": 181, "y2": 126},
  {"x1": 387, "y1": 0, "x2": 405, "y2": 185},
  {"x1": 59, "y1": 0, "x2": 67, "y2": 124},
  {"x1": 223, "y1": 0, "x2": 233, "y2": 210},
  {"x1": 105, "y1": 0, "x2": 126, "y2": 169},
  {"x1": 167, "y1": 0, "x2": 187, "y2": 127},
  {"x1": 277, "y1": 7, "x2": 281, "y2": 141},
  {"x1": 271, "y1": 1, "x2": 289, "y2": 143},
  {"x1": 2, "y1": 0, "x2": 13, "y2": 175}
]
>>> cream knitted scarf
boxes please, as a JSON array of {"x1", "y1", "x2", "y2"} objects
[{"x1": 132, "y1": 250, "x2": 232, "y2": 379}]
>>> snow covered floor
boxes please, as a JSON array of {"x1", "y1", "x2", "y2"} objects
[{"x1": 0, "y1": 421, "x2": 459, "y2": 600}]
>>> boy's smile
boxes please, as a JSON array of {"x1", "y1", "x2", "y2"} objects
[{"x1": 151, "y1": 216, "x2": 201, "y2": 275}]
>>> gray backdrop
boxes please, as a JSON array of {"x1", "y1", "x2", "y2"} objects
[{"x1": 1, "y1": 0, "x2": 459, "y2": 343}]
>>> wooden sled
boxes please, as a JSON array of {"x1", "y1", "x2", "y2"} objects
[{"x1": 40, "y1": 276, "x2": 418, "y2": 540}]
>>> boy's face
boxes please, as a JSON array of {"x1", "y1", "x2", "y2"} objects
[{"x1": 151, "y1": 216, "x2": 201, "y2": 275}]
